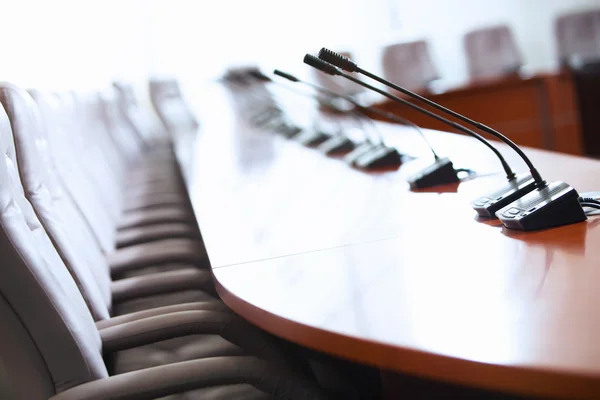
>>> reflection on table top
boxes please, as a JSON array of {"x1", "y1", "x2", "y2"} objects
[{"x1": 179, "y1": 84, "x2": 600, "y2": 399}]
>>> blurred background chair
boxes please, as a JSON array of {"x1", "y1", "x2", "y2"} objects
[
  {"x1": 555, "y1": 9, "x2": 600, "y2": 67},
  {"x1": 568, "y1": 59, "x2": 600, "y2": 158},
  {"x1": 149, "y1": 78, "x2": 199, "y2": 137},
  {"x1": 464, "y1": 25, "x2": 523, "y2": 80},
  {"x1": 381, "y1": 40, "x2": 439, "y2": 93}
]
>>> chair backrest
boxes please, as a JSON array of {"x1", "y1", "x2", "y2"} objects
[
  {"x1": 464, "y1": 25, "x2": 523, "y2": 80},
  {"x1": 67, "y1": 90, "x2": 138, "y2": 224},
  {"x1": 555, "y1": 9, "x2": 600, "y2": 66},
  {"x1": 99, "y1": 89, "x2": 146, "y2": 162},
  {"x1": 149, "y1": 78, "x2": 199, "y2": 135},
  {"x1": 113, "y1": 81, "x2": 167, "y2": 147},
  {"x1": 381, "y1": 40, "x2": 439, "y2": 91},
  {"x1": 0, "y1": 292, "x2": 55, "y2": 399},
  {"x1": 64, "y1": 91, "x2": 126, "y2": 187},
  {"x1": 113, "y1": 81, "x2": 138, "y2": 108},
  {"x1": 568, "y1": 59, "x2": 600, "y2": 157},
  {"x1": 0, "y1": 98, "x2": 107, "y2": 397},
  {"x1": 30, "y1": 91, "x2": 117, "y2": 254},
  {"x1": 0, "y1": 83, "x2": 113, "y2": 321}
]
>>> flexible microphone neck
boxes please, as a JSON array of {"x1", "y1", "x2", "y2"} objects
[
  {"x1": 274, "y1": 69, "x2": 439, "y2": 159},
  {"x1": 340, "y1": 95, "x2": 441, "y2": 160},
  {"x1": 268, "y1": 75, "x2": 348, "y2": 116},
  {"x1": 274, "y1": 69, "x2": 432, "y2": 153},
  {"x1": 317, "y1": 48, "x2": 542, "y2": 186},
  {"x1": 303, "y1": 54, "x2": 516, "y2": 181}
]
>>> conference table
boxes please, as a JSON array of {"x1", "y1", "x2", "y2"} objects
[{"x1": 177, "y1": 83, "x2": 600, "y2": 399}]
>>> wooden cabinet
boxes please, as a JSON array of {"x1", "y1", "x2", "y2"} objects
[{"x1": 369, "y1": 72, "x2": 583, "y2": 155}]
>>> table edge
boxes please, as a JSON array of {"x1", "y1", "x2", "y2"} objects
[{"x1": 213, "y1": 268, "x2": 600, "y2": 399}]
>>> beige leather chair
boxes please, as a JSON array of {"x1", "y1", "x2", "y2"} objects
[
  {"x1": 464, "y1": 25, "x2": 523, "y2": 80},
  {"x1": 555, "y1": 9, "x2": 600, "y2": 66},
  {"x1": 113, "y1": 81, "x2": 172, "y2": 149},
  {"x1": 0, "y1": 92, "x2": 332, "y2": 399},
  {"x1": 68, "y1": 90, "x2": 196, "y2": 244},
  {"x1": 97, "y1": 91, "x2": 194, "y2": 229},
  {"x1": 27, "y1": 90, "x2": 204, "y2": 274},
  {"x1": 381, "y1": 40, "x2": 439, "y2": 92},
  {"x1": 0, "y1": 83, "x2": 217, "y2": 314},
  {"x1": 3, "y1": 82, "x2": 311, "y2": 369},
  {"x1": 149, "y1": 78, "x2": 199, "y2": 137}
]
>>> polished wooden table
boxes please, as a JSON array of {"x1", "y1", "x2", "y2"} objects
[{"x1": 178, "y1": 84, "x2": 600, "y2": 399}]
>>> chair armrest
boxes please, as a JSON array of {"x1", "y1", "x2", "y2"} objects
[
  {"x1": 108, "y1": 239, "x2": 205, "y2": 276},
  {"x1": 99, "y1": 310, "x2": 290, "y2": 367},
  {"x1": 49, "y1": 356, "x2": 328, "y2": 400},
  {"x1": 96, "y1": 301, "x2": 230, "y2": 330},
  {"x1": 110, "y1": 268, "x2": 216, "y2": 303}
]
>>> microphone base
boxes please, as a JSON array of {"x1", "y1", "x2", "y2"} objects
[
  {"x1": 471, "y1": 173, "x2": 537, "y2": 218},
  {"x1": 354, "y1": 146, "x2": 403, "y2": 169},
  {"x1": 276, "y1": 123, "x2": 303, "y2": 138},
  {"x1": 318, "y1": 135, "x2": 356, "y2": 155},
  {"x1": 343, "y1": 143, "x2": 378, "y2": 164},
  {"x1": 252, "y1": 109, "x2": 282, "y2": 127},
  {"x1": 295, "y1": 129, "x2": 332, "y2": 146},
  {"x1": 496, "y1": 181, "x2": 587, "y2": 231},
  {"x1": 407, "y1": 157, "x2": 460, "y2": 189}
]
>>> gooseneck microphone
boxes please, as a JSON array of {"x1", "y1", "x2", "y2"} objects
[
  {"x1": 225, "y1": 68, "x2": 302, "y2": 137},
  {"x1": 273, "y1": 69, "x2": 378, "y2": 156},
  {"x1": 273, "y1": 70, "x2": 414, "y2": 167},
  {"x1": 308, "y1": 55, "x2": 538, "y2": 217},
  {"x1": 266, "y1": 72, "x2": 365, "y2": 146},
  {"x1": 274, "y1": 69, "x2": 440, "y2": 161},
  {"x1": 304, "y1": 54, "x2": 533, "y2": 214},
  {"x1": 308, "y1": 53, "x2": 587, "y2": 231},
  {"x1": 304, "y1": 54, "x2": 514, "y2": 189},
  {"x1": 318, "y1": 48, "x2": 543, "y2": 185},
  {"x1": 271, "y1": 70, "x2": 403, "y2": 167}
]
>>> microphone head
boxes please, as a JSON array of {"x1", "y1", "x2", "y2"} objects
[
  {"x1": 318, "y1": 48, "x2": 358, "y2": 72},
  {"x1": 273, "y1": 69, "x2": 300, "y2": 82},
  {"x1": 247, "y1": 68, "x2": 272, "y2": 82},
  {"x1": 303, "y1": 54, "x2": 341, "y2": 76}
]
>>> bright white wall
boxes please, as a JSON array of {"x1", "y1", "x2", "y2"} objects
[
  {"x1": 144, "y1": 0, "x2": 385, "y2": 83},
  {"x1": 388, "y1": 0, "x2": 600, "y2": 85},
  {"x1": 0, "y1": 0, "x2": 151, "y2": 89},
  {"x1": 147, "y1": 0, "x2": 600, "y2": 87},
  {"x1": 0, "y1": 0, "x2": 599, "y2": 90}
]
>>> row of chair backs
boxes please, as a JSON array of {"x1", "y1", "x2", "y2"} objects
[
  {"x1": 149, "y1": 78, "x2": 199, "y2": 135},
  {"x1": 377, "y1": 28, "x2": 521, "y2": 92},
  {"x1": 113, "y1": 82, "x2": 163, "y2": 148},
  {"x1": 556, "y1": 9, "x2": 600, "y2": 66},
  {"x1": 0, "y1": 78, "x2": 197, "y2": 398},
  {"x1": 0, "y1": 87, "x2": 109, "y2": 397},
  {"x1": 332, "y1": 10, "x2": 600, "y2": 93}
]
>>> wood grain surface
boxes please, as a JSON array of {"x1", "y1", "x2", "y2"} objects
[{"x1": 179, "y1": 84, "x2": 600, "y2": 398}]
